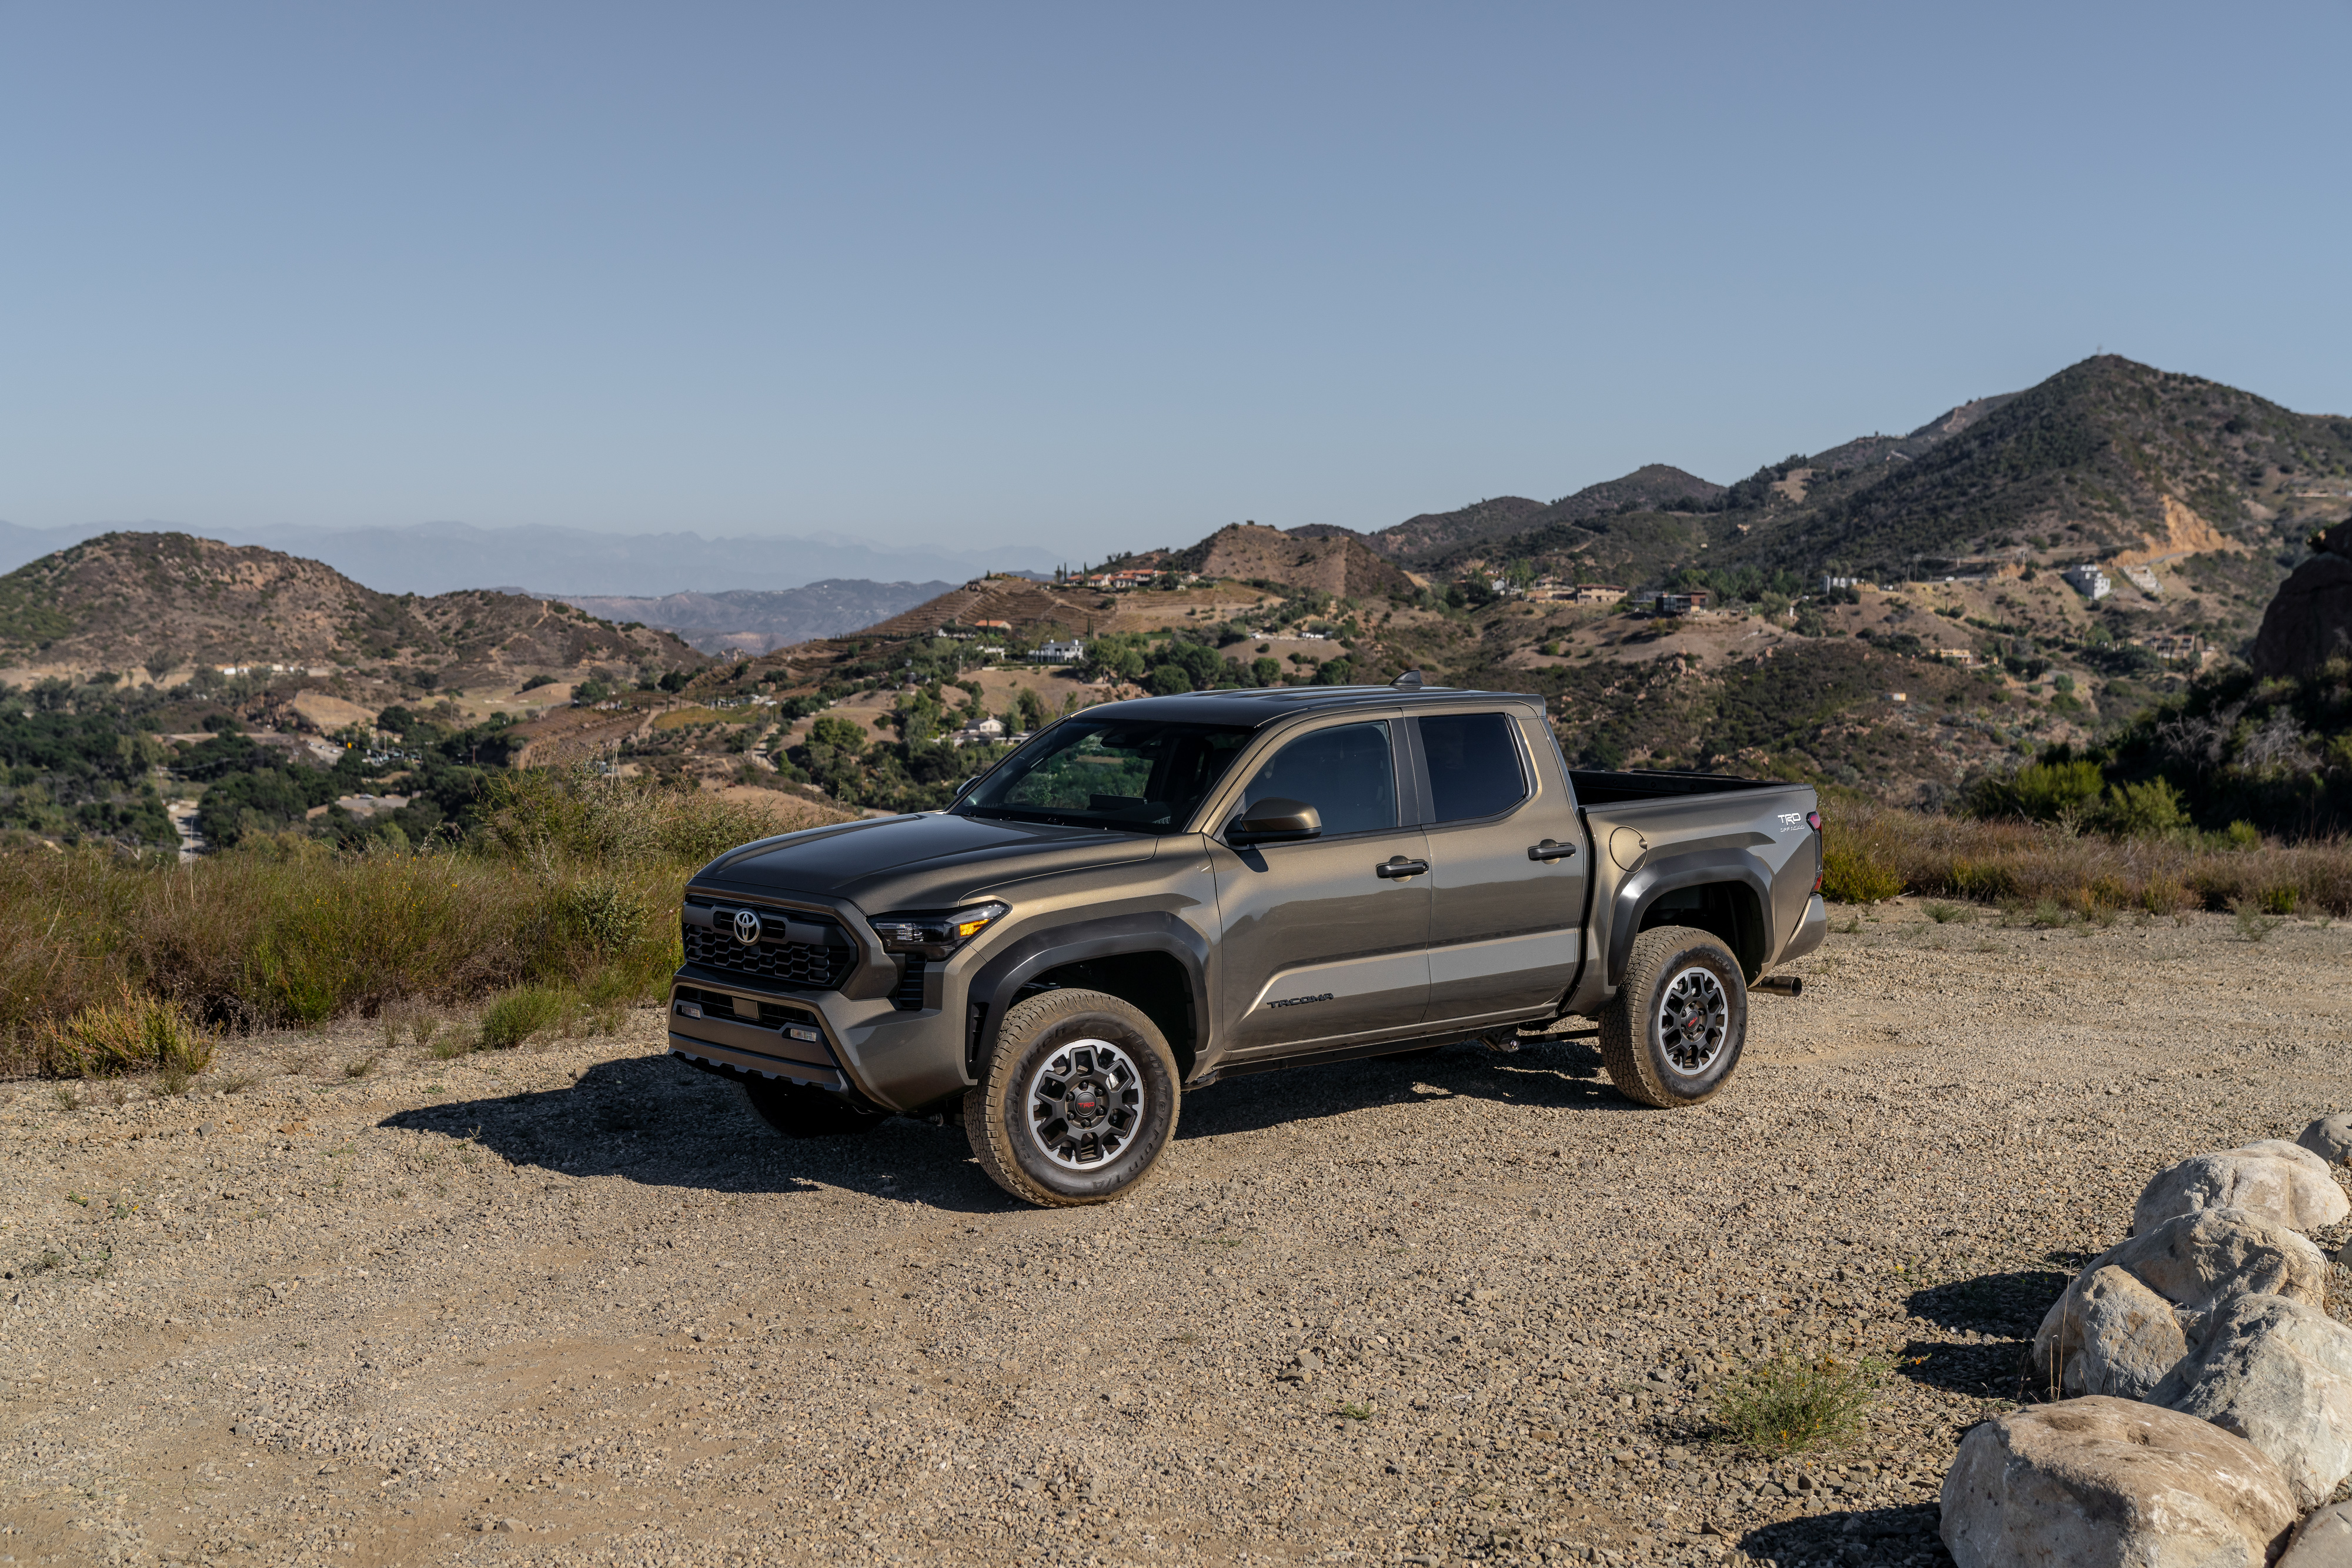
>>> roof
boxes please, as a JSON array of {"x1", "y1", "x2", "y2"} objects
[{"x1": 1068, "y1": 683, "x2": 1544, "y2": 728}]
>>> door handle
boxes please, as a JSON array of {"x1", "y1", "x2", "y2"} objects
[
  {"x1": 1375, "y1": 857, "x2": 1429, "y2": 880},
  {"x1": 1528, "y1": 839, "x2": 1579, "y2": 862}
]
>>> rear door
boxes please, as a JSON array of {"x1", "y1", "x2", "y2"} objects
[
  {"x1": 1207, "y1": 716, "x2": 1432, "y2": 1057},
  {"x1": 1414, "y1": 708, "x2": 1588, "y2": 1029}
]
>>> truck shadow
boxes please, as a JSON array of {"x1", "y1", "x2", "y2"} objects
[
  {"x1": 375, "y1": 1036, "x2": 1639, "y2": 1215},
  {"x1": 376, "y1": 1052, "x2": 1028, "y2": 1215},
  {"x1": 1176, "y1": 1036, "x2": 1639, "y2": 1141},
  {"x1": 1739, "y1": 1501, "x2": 1952, "y2": 1566}
]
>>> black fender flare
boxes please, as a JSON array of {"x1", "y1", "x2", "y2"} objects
[
  {"x1": 1606, "y1": 848, "x2": 1774, "y2": 989},
  {"x1": 963, "y1": 911, "x2": 1213, "y2": 1079}
]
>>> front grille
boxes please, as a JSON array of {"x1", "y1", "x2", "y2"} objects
[
  {"x1": 681, "y1": 911, "x2": 856, "y2": 990},
  {"x1": 893, "y1": 957, "x2": 927, "y2": 1012}
]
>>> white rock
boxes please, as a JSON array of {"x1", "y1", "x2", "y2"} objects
[
  {"x1": 2032, "y1": 1207, "x2": 2328, "y2": 1390},
  {"x1": 1940, "y1": 1396, "x2": 2296, "y2": 1568},
  {"x1": 2280, "y1": 1500, "x2": 2352, "y2": 1567},
  {"x1": 2298, "y1": 1115, "x2": 2352, "y2": 1168},
  {"x1": 2033, "y1": 1264, "x2": 2190, "y2": 1400},
  {"x1": 2156, "y1": 1292, "x2": 2352, "y2": 1510},
  {"x1": 2134, "y1": 1145, "x2": 2350, "y2": 1236}
]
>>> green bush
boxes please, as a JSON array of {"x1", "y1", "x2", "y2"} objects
[
  {"x1": 40, "y1": 988, "x2": 216, "y2": 1078},
  {"x1": 477, "y1": 987, "x2": 565, "y2": 1049},
  {"x1": 2099, "y1": 777, "x2": 2187, "y2": 838},
  {"x1": 1821, "y1": 837, "x2": 1902, "y2": 903},
  {"x1": 1710, "y1": 1353, "x2": 1887, "y2": 1453}
]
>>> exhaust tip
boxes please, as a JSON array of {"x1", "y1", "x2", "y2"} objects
[{"x1": 1755, "y1": 975, "x2": 1803, "y2": 997}]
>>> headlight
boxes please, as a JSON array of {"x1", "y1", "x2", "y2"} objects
[{"x1": 868, "y1": 901, "x2": 1010, "y2": 959}]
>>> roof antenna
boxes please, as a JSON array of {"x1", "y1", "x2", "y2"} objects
[{"x1": 1391, "y1": 670, "x2": 1424, "y2": 689}]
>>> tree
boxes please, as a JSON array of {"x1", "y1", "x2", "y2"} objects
[
  {"x1": 807, "y1": 715, "x2": 866, "y2": 754},
  {"x1": 1015, "y1": 687, "x2": 1048, "y2": 733}
]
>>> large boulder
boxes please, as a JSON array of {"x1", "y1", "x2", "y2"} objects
[
  {"x1": 2134, "y1": 1144, "x2": 2349, "y2": 1236},
  {"x1": 2299, "y1": 1115, "x2": 2352, "y2": 1168},
  {"x1": 2034, "y1": 1264, "x2": 2191, "y2": 1400},
  {"x1": 2253, "y1": 544, "x2": 2352, "y2": 681},
  {"x1": 1940, "y1": 1396, "x2": 2296, "y2": 1568},
  {"x1": 2156, "y1": 1292, "x2": 2352, "y2": 1510},
  {"x1": 2280, "y1": 1501, "x2": 2352, "y2": 1568},
  {"x1": 2033, "y1": 1208, "x2": 2329, "y2": 1393}
]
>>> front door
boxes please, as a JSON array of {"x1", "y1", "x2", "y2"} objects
[
  {"x1": 1416, "y1": 710, "x2": 1588, "y2": 1028},
  {"x1": 1208, "y1": 717, "x2": 1431, "y2": 1057}
]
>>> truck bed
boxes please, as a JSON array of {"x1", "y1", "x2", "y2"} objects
[{"x1": 1566, "y1": 767, "x2": 1792, "y2": 805}]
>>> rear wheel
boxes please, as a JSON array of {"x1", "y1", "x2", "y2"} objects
[
  {"x1": 736, "y1": 1075, "x2": 886, "y2": 1138},
  {"x1": 1599, "y1": 926, "x2": 1747, "y2": 1108},
  {"x1": 965, "y1": 988, "x2": 1181, "y2": 1207}
]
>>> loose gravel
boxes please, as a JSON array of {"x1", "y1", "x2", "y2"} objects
[{"x1": 5, "y1": 901, "x2": 2351, "y2": 1568}]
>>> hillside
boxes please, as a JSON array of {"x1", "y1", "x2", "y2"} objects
[
  {"x1": 1168, "y1": 523, "x2": 1418, "y2": 599},
  {"x1": 1719, "y1": 357, "x2": 2352, "y2": 580},
  {"x1": 1367, "y1": 466, "x2": 1729, "y2": 564},
  {"x1": 0, "y1": 531, "x2": 703, "y2": 693},
  {"x1": 556, "y1": 578, "x2": 954, "y2": 657}
]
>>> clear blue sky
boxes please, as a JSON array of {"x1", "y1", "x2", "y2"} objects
[{"x1": 3, "y1": 2, "x2": 2346, "y2": 561}]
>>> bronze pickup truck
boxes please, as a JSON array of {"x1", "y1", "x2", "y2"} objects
[{"x1": 665, "y1": 677, "x2": 1826, "y2": 1206}]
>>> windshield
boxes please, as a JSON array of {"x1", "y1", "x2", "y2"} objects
[{"x1": 955, "y1": 717, "x2": 1255, "y2": 833}]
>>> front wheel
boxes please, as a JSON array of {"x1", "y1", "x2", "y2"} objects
[
  {"x1": 1599, "y1": 925, "x2": 1747, "y2": 1108},
  {"x1": 965, "y1": 988, "x2": 1181, "y2": 1206}
]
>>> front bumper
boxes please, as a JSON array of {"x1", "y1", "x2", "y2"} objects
[{"x1": 664, "y1": 968, "x2": 971, "y2": 1115}]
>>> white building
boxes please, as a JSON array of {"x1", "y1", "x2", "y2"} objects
[
  {"x1": 1030, "y1": 638, "x2": 1085, "y2": 663},
  {"x1": 2061, "y1": 564, "x2": 2112, "y2": 601},
  {"x1": 950, "y1": 714, "x2": 1008, "y2": 747}
]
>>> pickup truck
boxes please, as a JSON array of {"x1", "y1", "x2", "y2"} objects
[{"x1": 666, "y1": 677, "x2": 1827, "y2": 1206}]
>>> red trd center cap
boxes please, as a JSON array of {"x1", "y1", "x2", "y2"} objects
[{"x1": 1068, "y1": 1083, "x2": 1104, "y2": 1120}]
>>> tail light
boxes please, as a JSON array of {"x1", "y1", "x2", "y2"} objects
[
  {"x1": 1810, "y1": 810, "x2": 1824, "y2": 890},
  {"x1": 1806, "y1": 811, "x2": 1823, "y2": 832}
]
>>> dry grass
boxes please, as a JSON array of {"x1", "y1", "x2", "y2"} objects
[
  {"x1": 1, "y1": 768, "x2": 850, "y2": 1077},
  {"x1": 1710, "y1": 1352, "x2": 1888, "y2": 1454},
  {"x1": 1822, "y1": 797, "x2": 2352, "y2": 916}
]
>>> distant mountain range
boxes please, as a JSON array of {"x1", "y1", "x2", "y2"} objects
[
  {"x1": 555, "y1": 579, "x2": 958, "y2": 657},
  {"x1": 0, "y1": 519, "x2": 1056, "y2": 597}
]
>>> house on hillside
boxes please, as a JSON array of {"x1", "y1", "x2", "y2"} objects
[
  {"x1": 950, "y1": 715, "x2": 1007, "y2": 747},
  {"x1": 2061, "y1": 564, "x2": 2112, "y2": 601},
  {"x1": 1650, "y1": 591, "x2": 1709, "y2": 617},
  {"x1": 1569, "y1": 584, "x2": 1626, "y2": 604},
  {"x1": 1030, "y1": 638, "x2": 1085, "y2": 663}
]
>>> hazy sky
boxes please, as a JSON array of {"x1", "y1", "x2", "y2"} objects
[{"x1": 3, "y1": 2, "x2": 2346, "y2": 560}]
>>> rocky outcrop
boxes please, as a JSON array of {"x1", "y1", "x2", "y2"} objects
[
  {"x1": 2254, "y1": 522, "x2": 2352, "y2": 680},
  {"x1": 2135, "y1": 1142, "x2": 2351, "y2": 1235},
  {"x1": 2280, "y1": 1501, "x2": 2352, "y2": 1567},
  {"x1": 2157, "y1": 1295, "x2": 2352, "y2": 1510},
  {"x1": 2033, "y1": 1206, "x2": 2329, "y2": 1395},
  {"x1": 2299, "y1": 1115, "x2": 2352, "y2": 1168},
  {"x1": 1940, "y1": 1397, "x2": 2296, "y2": 1568}
]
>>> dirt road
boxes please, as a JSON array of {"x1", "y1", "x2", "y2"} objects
[{"x1": 5, "y1": 902, "x2": 2350, "y2": 1567}]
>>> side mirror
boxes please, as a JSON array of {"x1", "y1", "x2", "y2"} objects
[
  {"x1": 1227, "y1": 797, "x2": 1321, "y2": 847},
  {"x1": 953, "y1": 776, "x2": 980, "y2": 798}
]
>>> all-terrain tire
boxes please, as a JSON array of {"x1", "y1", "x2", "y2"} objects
[
  {"x1": 736, "y1": 1075, "x2": 886, "y2": 1138},
  {"x1": 964, "y1": 988, "x2": 1181, "y2": 1207},
  {"x1": 1598, "y1": 925, "x2": 1747, "y2": 1108}
]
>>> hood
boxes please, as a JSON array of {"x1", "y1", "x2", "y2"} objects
[{"x1": 694, "y1": 811, "x2": 1161, "y2": 910}]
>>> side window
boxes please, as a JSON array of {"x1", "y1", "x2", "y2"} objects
[
  {"x1": 1238, "y1": 721, "x2": 1396, "y2": 838},
  {"x1": 1419, "y1": 712, "x2": 1528, "y2": 823}
]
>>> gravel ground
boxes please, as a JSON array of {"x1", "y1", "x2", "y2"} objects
[{"x1": 5, "y1": 901, "x2": 2351, "y2": 1568}]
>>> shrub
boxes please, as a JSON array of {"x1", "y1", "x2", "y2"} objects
[
  {"x1": 2099, "y1": 778, "x2": 2187, "y2": 838},
  {"x1": 1711, "y1": 1353, "x2": 1887, "y2": 1453},
  {"x1": 477, "y1": 987, "x2": 565, "y2": 1049},
  {"x1": 39, "y1": 988, "x2": 216, "y2": 1078},
  {"x1": 1821, "y1": 837, "x2": 1903, "y2": 904}
]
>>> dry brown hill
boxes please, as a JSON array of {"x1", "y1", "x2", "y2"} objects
[
  {"x1": 0, "y1": 531, "x2": 703, "y2": 688},
  {"x1": 1170, "y1": 523, "x2": 1417, "y2": 599}
]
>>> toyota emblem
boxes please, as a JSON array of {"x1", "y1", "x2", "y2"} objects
[{"x1": 731, "y1": 908, "x2": 763, "y2": 947}]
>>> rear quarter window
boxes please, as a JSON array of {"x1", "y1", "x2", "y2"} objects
[{"x1": 1419, "y1": 712, "x2": 1528, "y2": 823}]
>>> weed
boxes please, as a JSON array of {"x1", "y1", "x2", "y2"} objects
[
  {"x1": 31, "y1": 1249, "x2": 66, "y2": 1274},
  {"x1": 156, "y1": 1065, "x2": 192, "y2": 1097},
  {"x1": 215, "y1": 1072, "x2": 255, "y2": 1094},
  {"x1": 2260, "y1": 885, "x2": 2301, "y2": 916},
  {"x1": 1922, "y1": 902, "x2": 1967, "y2": 924},
  {"x1": 51, "y1": 1085, "x2": 79, "y2": 1111},
  {"x1": 2232, "y1": 899, "x2": 2287, "y2": 943},
  {"x1": 102, "y1": 1081, "x2": 128, "y2": 1107},
  {"x1": 1835, "y1": 915, "x2": 1862, "y2": 935},
  {"x1": 343, "y1": 1055, "x2": 377, "y2": 1080},
  {"x1": 1334, "y1": 1402, "x2": 1374, "y2": 1422},
  {"x1": 37, "y1": 986, "x2": 217, "y2": 1079},
  {"x1": 66, "y1": 1191, "x2": 88, "y2": 1206},
  {"x1": 109, "y1": 1198, "x2": 132, "y2": 1219},
  {"x1": 478, "y1": 987, "x2": 565, "y2": 1050},
  {"x1": 1710, "y1": 1353, "x2": 1888, "y2": 1453},
  {"x1": 428, "y1": 1033, "x2": 471, "y2": 1061},
  {"x1": 413, "y1": 1013, "x2": 443, "y2": 1049},
  {"x1": 387, "y1": 1186, "x2": 409, "y2": 1201}
]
